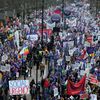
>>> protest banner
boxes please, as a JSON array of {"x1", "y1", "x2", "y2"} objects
[
  {"x1": 67, "y1": 75, "x2": 86, "y2": 95},
  {"x1": 89, "y1": 74, "x2": 99, "y2": 86},
  {"x1": 0, "y1": 64, "x2": 10, "y2": 72},
  {"x1": 9, "y1": 80, "x2": 29, "y2": 95},
  {"x1": 27, "y1": 34, "x2": 38, "y2": 41},
  {"x1": 80, "y1": 93, "x2": 89, "y2": 99},
  {"x1": 90, "y1": 78, "x2": 99, "y2": 85},
  {"x1": 54, "y1": 87, "x2": 58, "y2": 97}
]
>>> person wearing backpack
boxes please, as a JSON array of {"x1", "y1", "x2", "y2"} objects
[{"x1": 30, "y1": 84, "x2": 36, "y2": 100}]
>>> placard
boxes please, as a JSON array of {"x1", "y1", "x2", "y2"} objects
[
  {"x1": 54, "y1": 87, "x2": 58, "y2": 97},
  {"x1": 90, "y1": 94, "x2": 97, "y2": 100},
  {"x1": 27, "y1": 34, "x2": 38, "y2": 41},
  {"x1": 69, "y1": 47, "x2": 77, "y2": 56},
  {"x1": 80, "y1": 70, "x2": 85, "y2": 76},
  {"x1": 89, "y1": 74, "x2": 99, "y2": 85},
  {"x1": 57, "y1": 58, "x2": 62, "y2": 66},
  {"x1": 80, "y1": 93, "x2": 89, "y2": 99},
  {"x1": 67, "y1": 41, "x2": 74, "y2": 49},
  {"x1": 2, "y1": 54, "x2": 8, "y2": 62},
  {"x1": 9, "y1": 80, "x2": 29, "y2": 95},
  {"x1": 0, "y1": 64, "x2": 10, "y2": 72},
  {"x1": 66, "y1": 56, "x2": 71, "y2": 61}
]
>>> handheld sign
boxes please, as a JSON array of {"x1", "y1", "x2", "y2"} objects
[{"x1": 9, "y1": 80, "x2": 29, "y2": 95}]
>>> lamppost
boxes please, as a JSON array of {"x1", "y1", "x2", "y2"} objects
[
  {"x1": 41, "y1": 0, "x2": 44, "y2": 49},
  {"x1": 62, "y1": 0, "x2": 64, "y2": 22},
  {"x1": 96, "y1": 0, "x2": 99, "y2": 16},
  {"x1": 35, "y1": 0, "x2": 37, "y2": 19}
]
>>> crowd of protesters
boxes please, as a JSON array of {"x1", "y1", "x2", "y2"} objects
[{"x1": 0, "y1": 0, "x2": 100, "y2": 100}]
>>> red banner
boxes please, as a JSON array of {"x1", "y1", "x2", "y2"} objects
[
  {"x1": 38, "y1": 29, "x2": 52, "y2": 37},
  {"x1": 66, "y1": 75, "x2": 86, "y2": 95}
]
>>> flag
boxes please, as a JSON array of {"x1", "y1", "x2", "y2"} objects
[
  {"x1": 19, "y1": 47, "x2": 29, "y2": 55},
  {"x1": 80, "y1": 49, "x2": 86, "y2": 59},
  {"x1": 66, "y1": 74, "x2": 86, "y2": 95}
]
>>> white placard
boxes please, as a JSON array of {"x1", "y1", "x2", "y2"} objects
[
  {"x1": 90, "y1": 94, "x2": 97, "y2": 100},
  {"x1": 27, "y1": 34, "x2": 38, "y2": 41},
  {"x1": 2, "y1": 54, "x2": 8, "y2": 62},
  {"x1": 54, "y1": 87, "x2": 58, "y2": 97},
  {"x1": 9, "y1": 80, "x2": 29, "y2": 95},
  {"x1": 57, "y1": 58, "x2": 62, "y2": 66},
  {"x1": 80, "y1": 70, "x2": 85, "y2": 76},
  {"x1": 66, "y1": 56, "x2": 71, "y2": 61},
  {"x1": 67, "y1": 41, "x2": 74, "y2": 49},
  {"x1": 0, "y1": 64, "x2": 10, "y2": 72}
]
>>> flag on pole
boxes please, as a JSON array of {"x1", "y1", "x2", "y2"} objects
[
  {"x1": 66, "y1": 74, "x2": 86, "y2": 95},
  {"x1": 19, "y1": 47, "x2": 29, "y2": 55}
]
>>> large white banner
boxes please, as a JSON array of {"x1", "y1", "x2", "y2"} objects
[{"x1": 9, "y1": 80, "x2": 29, "y2": 95}]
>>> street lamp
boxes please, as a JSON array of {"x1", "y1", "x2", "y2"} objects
[
  {"x1": 35, "y1": 0, "x2": 37, "y2": 19},
  {"x1": 62, "y1": 0, "x2": 64, "y2": 22},
  {"x1": 41, "y1": 0, "x2": 44, "y2": 49}
]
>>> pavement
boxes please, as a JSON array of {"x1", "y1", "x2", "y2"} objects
[{"x1": 18, "y1": 59, "x2": 48, "y2": 100}]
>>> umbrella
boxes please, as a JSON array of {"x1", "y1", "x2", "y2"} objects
[
  {"x1": 51, "y1": 14, "x2": 61, "y2": 23},
  {"x1": 53, "y1": 9, "x2": 62, "y2": 15},
  {"x1": 63, "y1": 9, "x2": 71, "y2": 16}
]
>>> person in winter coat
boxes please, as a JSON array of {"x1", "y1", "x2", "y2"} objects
[
  {"x1": 0, "y1": 88, "x2": 3, "y2": 100},
  {"x1": 39, "y1": 62, "x2": 45, "y2": 77},
  {"x1": 30, "y1": 79, "x2": 36, "y2": 100}
]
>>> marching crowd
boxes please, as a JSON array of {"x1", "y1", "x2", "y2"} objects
[{"x1": 0, "y1": 1, "x2": 100, "y2": 100}]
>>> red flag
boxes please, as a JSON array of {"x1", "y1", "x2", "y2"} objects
[
  {"x1": 66, "y1": 75, "x2": 86, "y2": 95},
  {"x1": 80, "y1": 49, "x2": 86, "y2": 59}
]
